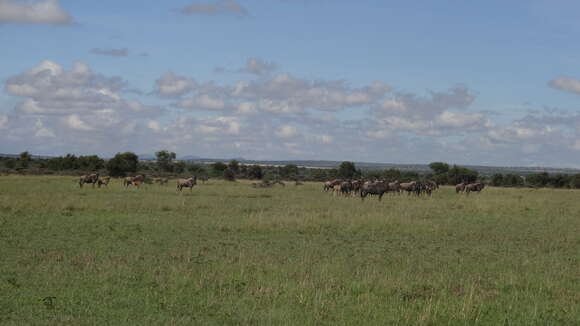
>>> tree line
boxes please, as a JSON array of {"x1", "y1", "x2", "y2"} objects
[{"x1": 2, "y1": 152, "x2": 580, "y2": 189}]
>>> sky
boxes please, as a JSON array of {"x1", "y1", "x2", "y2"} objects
[{"x1": 1, "y1": 0, "x2": 580, "y2": 167}]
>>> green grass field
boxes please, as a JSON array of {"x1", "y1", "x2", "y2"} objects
[{"x1": 1, "y1": 175, "x2": 579, "y2": 325}]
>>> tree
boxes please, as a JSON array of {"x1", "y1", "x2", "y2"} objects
[
  {"x1": 429, "y1": 162, "x2": 449, "y2": 175},
  {"x1": 526, "y1": 172, "x2": 549, "y2": 187},
  {"x1": 228, "y1": 160, "x2": 240, "y2": 174},
  {"x1": 383, "y1": 168, "x2": 402, "y2": 181},
  {"x1": 281, "y1": 164, "x2": 299, "y2": 179},
  {"x1": 247, "y1": 165, "x2": 263, "y2": 180},
  {"x1": 491, "y1": 174, "x2": 504, "y2": 187},
  {"x1": 187, "y1": 163, "x2": 207, "y2": 176},
  {"x1": 570, "y1": 174, "x2": 580, "y2": 189},
  {"x1": 156, "y1": 150, "x2": 176, "y2": 172},
  {"x1": 211, "y1": 162, "x2": 228, "y2": 177},
  {"x1": 78, "y1": 155, "x2": 104, "y2": 171},
  {"x1": 338, "y1": 161, "x2": 356, "y2": 179},
  {"x1": 106, "y1": 152, "x2": 139, "y2": 177},
  {"x1": 447, "y1": 165, "x2": 478, "y2": 185},
  {"x1": 19, "y1": 151, "x2": 32, "y2": 169},
  {"x1": 174, "y1": 161, "x2": 186, "y2": 174},
  {"x1": 223, "y1": 168, "x2": 236, "y2": 181},
  {"x1": 503, "y1": 174, "x2": 524, "y2": 187}
]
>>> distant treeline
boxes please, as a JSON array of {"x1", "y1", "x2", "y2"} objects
[{"x1": 2, "y1": 152, "x2": 580, "y2": 189}]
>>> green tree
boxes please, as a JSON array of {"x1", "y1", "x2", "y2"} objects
[
  {"x1": 491, "y1": 174, "x2": 504, "y2": 187},
  {"x1": 338, "y1": 161, "x2": 356, "y2": 179},
  {"x1": 428, "y1": 162, "x2": 449, "y2": 175},
  {"x1": 503, "y1": 174, "x2": 524, "y2": 187},
  {"x1": 19, "y1": 151, "x2": 32, "y2": 169},
  {"x1": 228, "y1": 160, "x2": 240, "y2": 174},
  {"x1": 223, "y1": 168, "x2": 236, "y2": 181},
  {"x1": 211, "y1": 162, "x2": 228, "y2": 177},
  {"x1": 570, "y1": 174, "x2": 580, "y2": 189},
  {"x1": 187, "y1": 163, "x2": 207, "y2": 176},
  {"x1": 281, "y1": 164, "x2": 299, "y2": 179},
  {"x1": 78, "y1": 155, "x2": 104, "y2": 171},
  {"x1": 174, "y1": 161, "x2": 186, "y2": 174},
  {"x1": 447, "y1": 165, "x2": 478, "y2": 185},
  {"x1": 247, "y1": 165, "x2": 263, "y2": 180},
  {"x1": 106, "y1": 152, "x2": 139, "y2": 177},
  {"x1": 155, "y1": 150, "x2": 176, "y2": 172},
  {"x1": 382, "y1": 168, "x2": 402, "y2": 181}
]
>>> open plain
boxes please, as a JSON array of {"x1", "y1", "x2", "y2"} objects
[{"x1": 1, "y1": 175, "x2": 579, "y2": 325}]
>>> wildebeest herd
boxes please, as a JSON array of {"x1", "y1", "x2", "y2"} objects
[
  {"x1": 323, "y1": 179, "x2": 485, "y2": 201},
  {"x1": 78, "y1": 174, "x2": 199, "y2": 192},
  {"x1": 78, "y1": 174, "x2": 486, "y2": 198}
]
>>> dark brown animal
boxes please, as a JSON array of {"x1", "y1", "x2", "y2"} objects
[
  {"x1": 124, "y1": 175, "x2": 145, "y2": 188},
  {"x1": 177, "y1": 176, "x2": 197, "y2": 191},
  {"x1": 97, "y1": 176, "x2": 111, "y2": 188},
  {"x1": 79, "y1": 173, "x2": 99, "y2": 188},
  {"x1": 360, "y1": 181, "x2": 388, "y2": 201},
  {"x1": 465, "y1": 183, "x2": 485, "y2": 194}
]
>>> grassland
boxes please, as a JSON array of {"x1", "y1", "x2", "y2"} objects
[{"x1": 1, "y1": 175, "x2": 579, "y2": 325}]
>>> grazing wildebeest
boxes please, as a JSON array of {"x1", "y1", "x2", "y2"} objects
[
  {"x1": 360, "y1": 181, "x2": 389, "y2": 201},
  {"x1": 124, "y1": 175, "x2": 145, "y2": 188},
  {"x1": 324, "y1": 179, "x2": 341, "y2": 192},
  {"x1": 387, "y1": 180, "x2": 401, "y2": 194},
  {"x1": 177, "y1": 176, "x2": 197, "y2": 191},
  {"x1": 79, "y1": 173, "x2": 99, "y2": 188},
  {"x1": 350, "y1": 180, "x2": 362, "y2": 196},
  {"x1": 97, "y1": 176, "x2": 111, "y2": 188},
  {"x1": 455, "y1": 182, "x2": 467, "y2": 194},
  {"x1": 465, "y1": 183, "x2": 485, "y2": 194},
  {"x1": 295, "y1": 181, "x2": 304, "y2": 186},
  {"x1": 199, "y1": 176, "x2": 209, "y2": 184},
  {"x1": 399, "y1": 181, "x2": 417, "y2": 195},
  {"x1": 339, "y1": 181, "x2": 354, "y2": 196}
]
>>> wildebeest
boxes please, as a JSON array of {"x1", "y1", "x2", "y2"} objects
[
  {"x1": 360, "y1": 181, "x2": 389, "y2": 201},
  {"x1": 199, "y1": 175, "x2": 209, "y2": 184},
  {"x1": 465, "y1": 182, "x2": 485, "y2": 194},
  {"x1": 295, "y1": 181, "x2": 304, "y2": 186},
  {"x1": 324, "y1": 179, "x2": 341, "y2": 192},
  {"x1": 177, "y1": 176, "x2": 197, "y2": 191},
  {"x1": 124, "y1": 175, "x2": 145, "y2": 188},
  {"x1": 399, "y1": 181, "x2": 418, "y2": 195},
  {"x1": 455, "y1": 182, "x2": 467, "y2": 193},
  {"x1": 79, "y1": 173, "x2": 99, "y2": 188},
  {"x1": 97, "y1": 176, "x2": 111, "y2": 188},
  {"x1": 387, "y1": 180, "x2": 401, "y2": 194}
]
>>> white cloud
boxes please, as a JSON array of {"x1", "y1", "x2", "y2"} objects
[
  {"x1": 154, "y1": 72, "x2": 197, "y2": 97},
  {"x1": 178, "y1": 94, "x2": 226, "y2": 111},
  {"x1": 548, "y1": 76, "x2": 580, "y2": 95},
  {"x1": 147, "y1": 120, "x2": 161, "y2": 132},
  {"x1": 0, "y1": 0, "x2": 73, "y2": 24},
  {"x1": 65, "y1": 114, "x2": 93, "y2": 131},
  {"x1": 0, "y1": 115, "x2": 8, "y2": 129},
  {"x1": 239, "y1": 57, "x2": 277, "y2": 75},
  {"x1": 276, "y1": 125, "x2": 297, "y2": 138},
  {"x1": 34, "y1": 119, "x2": 55, "y2": 137}
]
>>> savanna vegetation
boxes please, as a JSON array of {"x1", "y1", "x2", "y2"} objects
[
  {"x1": 1, "y1": 175, "x2": 579, "y2": 325},
  {"x1": 3, "y1": 152, "x2": 580, "y2": 189}
]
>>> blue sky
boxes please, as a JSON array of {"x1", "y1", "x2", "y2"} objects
[{"x1": 1, "y1": 0, "x2": 580, "y2": 167}]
